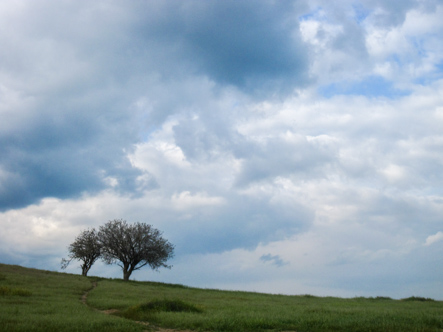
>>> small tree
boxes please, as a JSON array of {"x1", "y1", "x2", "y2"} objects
[
  {"x1": 61, "y1": 228, "x2": 102, "y2": 276},
  {"x1": 98, "y1": 219, "x2": 174, "y2": 281}
]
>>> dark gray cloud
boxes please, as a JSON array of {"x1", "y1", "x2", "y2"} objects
[
  {"x1": 179, "y1": 1, "x2": 309, "y2": 93},
  {"x1": 0, "y1": 83, "x2": 144, "y2": 210},
  {"x1": 0, "y1": 1, "x2": 147, "y2": 210},
  {"x1": 134, "y1": 0, "x2": 310, "y2": 94},
  {"x1": 0, "y1": 0, "x2": 312, "y2": 211}
]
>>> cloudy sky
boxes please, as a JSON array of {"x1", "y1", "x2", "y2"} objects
[{"x1": 1, "y1": 0, "x2": 443, "y2": 299}]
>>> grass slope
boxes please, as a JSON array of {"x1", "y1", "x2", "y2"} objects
[
  {"x1": 1, "y1": 263, "x2": 443, "y2": 331},
  {"x1": 0, "y1": 264, "x2": 142, "y2": 332}
]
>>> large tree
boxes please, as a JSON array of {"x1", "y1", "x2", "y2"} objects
[
  {"x1": 98, "y1": 219, "x2": 174, "y2": 281},
  {"x1": 61, "y1": 228, "x2": 102, "y2": 276}
]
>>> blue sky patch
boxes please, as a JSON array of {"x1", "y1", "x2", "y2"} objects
[{"x1": 319, "y1": 75, "x2": 411, "y2": 98}]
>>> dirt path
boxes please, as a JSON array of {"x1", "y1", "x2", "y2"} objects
[
  {"x1": 81, "y1": 281, "x2": 97, "y2": 305},
  {"x1": 81, "y1": 281, "x2": 194, "y2": 332}
]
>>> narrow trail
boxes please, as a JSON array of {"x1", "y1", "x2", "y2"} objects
[
  {"x1": 81, "y1": 281, "x2": 97, "y2": 305},
  {"x1": 81, "y1": 280, "x2": 194, "y2": 332}
]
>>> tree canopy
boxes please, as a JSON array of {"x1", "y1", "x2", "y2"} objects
[
  {"x1": 98, "y1": 219, "x2": 174, "y2": 281},
  {"x1": 61, "y1": 228, "x2": 102, "y2": 276}
]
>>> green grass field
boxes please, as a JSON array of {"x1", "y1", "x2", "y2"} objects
[{"x1": 1, "y1": 263, "x2": 442, "y2": 332}]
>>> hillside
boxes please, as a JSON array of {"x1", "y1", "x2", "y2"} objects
[{"x1": 1, "y1": 263, "x2": 442, "y2": 332}]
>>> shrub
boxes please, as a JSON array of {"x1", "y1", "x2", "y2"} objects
[
  {"x1": 138, "y1": 299, "x2": 203, "y2": 313},
  {"x1": 119, "y1": 299, "x2": 203, "y2": 321},
  {"x1": 401, "y1": 296, "x2": 435, "y2": 302},
  {"x1": 301, "y1": 294, "x2": 318, "y2": 298}
]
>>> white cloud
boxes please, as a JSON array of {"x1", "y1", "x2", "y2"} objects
[
  {"x1": 171, "y1": 191, "x2": 225, "y2": 210},
  {"x1": 425, "y1": 231, "x2": 443, "y2": 246},
  {"x1": 380, "y1": 164, "x2": 407, "y2": 184},
  {"x1": 365, "y1": 26, "x2": 409, "y2": 58},
  {"x1": 365, "y1": 4, "x2": 443, "y2": 85}
]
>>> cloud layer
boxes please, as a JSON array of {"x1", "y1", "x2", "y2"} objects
[{"x1": 1, "y1": 0, "x2": 443, "y2": 299}]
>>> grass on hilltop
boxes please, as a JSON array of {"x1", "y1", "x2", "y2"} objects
[{"x1": 1, "y1": 263, "x2": 443, "y2": 332}]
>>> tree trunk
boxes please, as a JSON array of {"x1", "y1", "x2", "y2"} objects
[
  {"x1": 123, "y1": 269, "x2": 132, "y2": 281},
  {"x1": 82, "y1": 264, "x2": 89, "y2": 276}
]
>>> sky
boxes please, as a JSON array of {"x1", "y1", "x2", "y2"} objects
[{"x1": 1, "y1": 0, "x2": 443, "y2": 300}]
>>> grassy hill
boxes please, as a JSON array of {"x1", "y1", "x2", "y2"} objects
[{"x1": 1, "y1": 263, "x2": 442, "y2": 332}]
